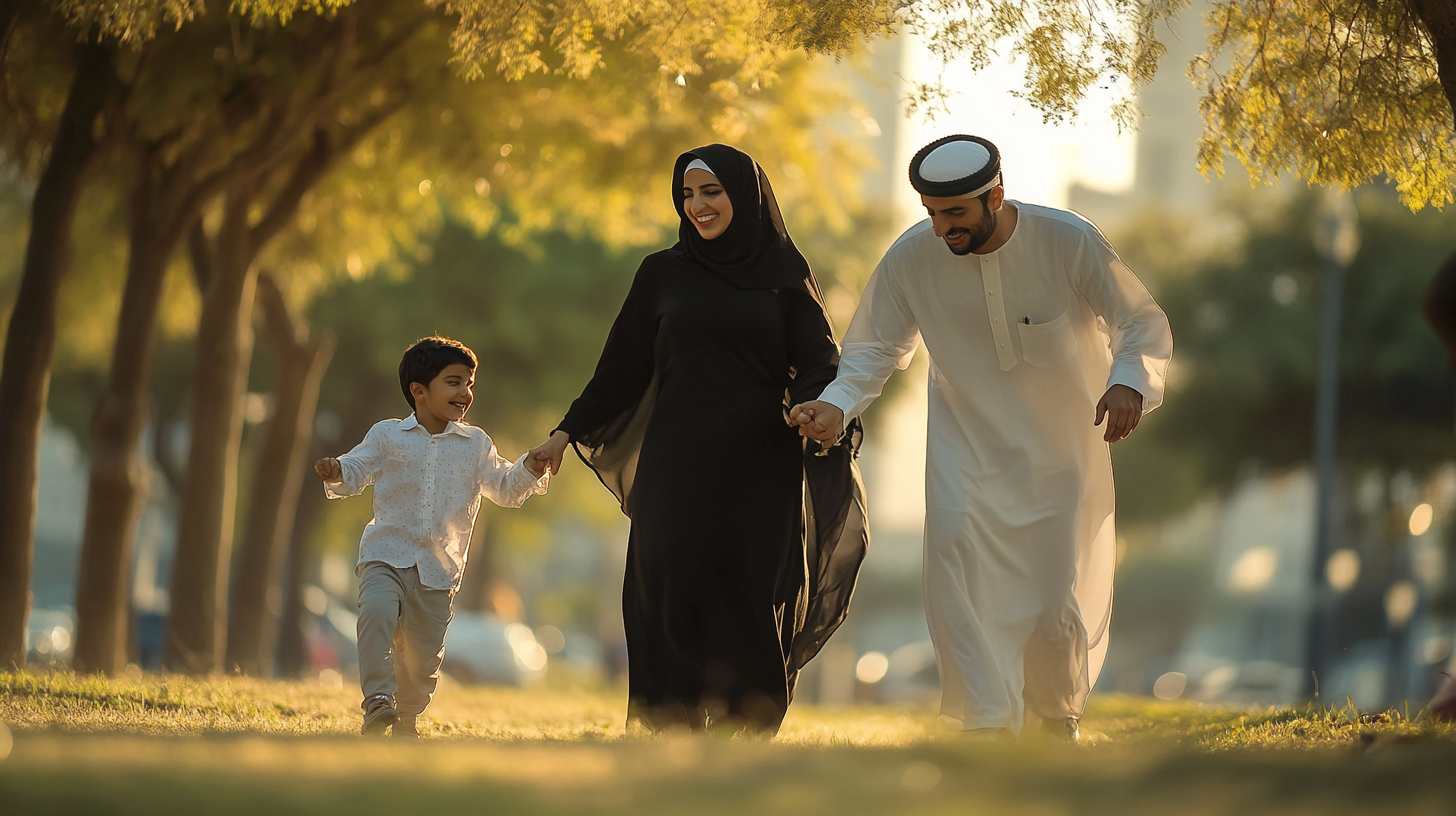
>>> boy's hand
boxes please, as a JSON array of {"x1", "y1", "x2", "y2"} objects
[
  {"x1": 527, "y1": 431, "x2": 571, "y2": 476},
  {"x1": 525, "y1": 451, "x2": 549, "y2": 479},
  {"x1": 314, "y1": 457, "x2": 342, "y2": 482},
  {"x1": 787, "y1": 400, "x2": 843, "y2": 443}
]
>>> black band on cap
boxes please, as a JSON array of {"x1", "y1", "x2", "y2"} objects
[{"x1": 909, "y1": 134, "x2": 1001, "y2": 198}]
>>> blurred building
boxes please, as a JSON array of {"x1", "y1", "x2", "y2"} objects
[{"x1": 1067, "y1": 0, "x2": 1221, "y2": 230}]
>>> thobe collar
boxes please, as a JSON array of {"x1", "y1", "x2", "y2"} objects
[{"x1": 401, "y1": 413, "x2": 472, "y2": 438}]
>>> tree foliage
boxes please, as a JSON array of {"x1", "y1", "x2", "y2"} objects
[
  {"x1": 1195, "y1": 0, "x2": 1456, "y2": 210},
  {"x1": 764, "y1": 0, "x2": 1456, "y2": 211}
]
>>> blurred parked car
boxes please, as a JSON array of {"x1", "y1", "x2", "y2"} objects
[
  {"x1": 443, "y1": 612, "x2": 547, "y2": 686},
  {"x1": 25, "y1": 607, "x2": 74, "y2": 666}
]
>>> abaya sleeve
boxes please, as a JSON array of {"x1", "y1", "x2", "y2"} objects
[
  {"x1": 556, "y1": 260, "x2": 661, "y2": 514},
  {"x1": 782, "y1": 290, "x2": 871, "y2": 678},
  {"x1": 784, "y1": 289, "x2": 838, "y2": 405}
]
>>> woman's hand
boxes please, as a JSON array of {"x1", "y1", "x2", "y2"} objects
[
  {"x1": 787, "y1": 401, "x2": 844, "y2": 443},
  {"x1": 528, "y1": 431, "x2": 572, "y2": 476}
]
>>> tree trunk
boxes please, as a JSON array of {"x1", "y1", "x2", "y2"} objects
[
  {"x1": 1410, "y1": 0, "x2": 1456, "y2": 129},
  {"x1": 0, "y1": 39, "x2": 113, "y2": 670},
  {"x1": 73, "y1": 161, "x2": 180, "y2": 675},
  {"x1": 276, "y1": 465, "x2": 327, "y2": 677},
  {"x1": 165, "y1": 187, "x2": 260, "y2": 674},
  {"x1": 226, "y1": 275, "x2": 334, "y2": 675},
  {"x1": 454, "y1": 517, "x2": 495, "y2": 613}
]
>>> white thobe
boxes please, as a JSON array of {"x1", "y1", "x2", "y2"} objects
[{"x1": 819, "y1": 202, "x2": 1172, "y2": 732}]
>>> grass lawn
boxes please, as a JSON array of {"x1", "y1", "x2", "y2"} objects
[{"x1": 3, "y1": 670, "x2": 1456, "y2": 815}]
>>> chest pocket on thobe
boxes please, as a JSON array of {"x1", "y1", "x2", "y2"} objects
[{"x1": 1016, "y1": 310, "x2": 1078, "y2": 368}]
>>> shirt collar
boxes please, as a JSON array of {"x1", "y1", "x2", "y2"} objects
[{"x1": 403, "y1": 413, "x2": 471, "y2": 438}]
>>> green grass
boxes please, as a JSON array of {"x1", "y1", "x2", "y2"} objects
[{"x1": 3, "y1": 671, "x2": 1456, "y2": 815}]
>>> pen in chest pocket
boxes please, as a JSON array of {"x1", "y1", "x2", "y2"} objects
[{"x1": 1022, "y1": 316, "x2": 1030, "y2": 325}]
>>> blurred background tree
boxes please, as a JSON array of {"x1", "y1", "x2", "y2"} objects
[
  {"x1": 1114, "y1": 187, "x2": 1456, "y2": 526},
  {"x1": 0, "y1": 0, "x2": 884, "y2": 672}
]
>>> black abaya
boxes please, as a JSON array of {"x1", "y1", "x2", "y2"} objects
[{"x1": 556, "y1": 145, "x2": 868, "y2": 733}]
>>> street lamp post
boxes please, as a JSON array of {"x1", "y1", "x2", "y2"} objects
[{"x1": 1304, "y1": 188, "x2": 1360, "y2": 702}]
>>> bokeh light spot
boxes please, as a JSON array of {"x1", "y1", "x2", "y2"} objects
[
  {"x1": 1326, "y1": 549, "x2": 1361, "y2": 592},
  {"x1": 535, "y1": 625, "x2": 565, "y2": 655},
  {"x1": 1153, "y1": 671, "x2": 1188, "y2": 700},
  {"x1": 901, "y1": 761, "x2": 941, "y2": 793},
  {"x1": 1410, "y1": 503, "x2": 1434, "y2": 536},
  {"x1": 855, "y1": 652, "x2": 889, "y2": 684},
  {"x1": 1229, "y1": 546, "x2": 1278, "y2": 592},
  {"x1": 1385, "y1": 581, "x2": 1419, "y2": 629}
]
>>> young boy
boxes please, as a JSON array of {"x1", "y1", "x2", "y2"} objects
[{"x1": 315, "y1": 336, "x2": 549, "y2": 738}]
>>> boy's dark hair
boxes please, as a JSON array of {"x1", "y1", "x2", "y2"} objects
[{"x1": 399, "y1": 336, "x2": 477, "y2": 410}]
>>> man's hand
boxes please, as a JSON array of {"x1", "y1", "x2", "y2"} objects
[
  {"x1": 314, "y1": 457, "x2": 342, "y2": 482},
  {"x1": 1094, "y1": 384, "x2": 1144, "y2": 443},
  {"x1": 527, "y1": 431, "x2": 571, "y2": 476},
  {"x1": 787, "y1": 400, "x2": 844, "y2": 443}
]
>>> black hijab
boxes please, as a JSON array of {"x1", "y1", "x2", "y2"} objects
[{"x1": 672, "y1": 145, "x2": 819, "y2": 296}]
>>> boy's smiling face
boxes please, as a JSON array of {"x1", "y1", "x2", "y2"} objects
[{"x1": 411, "y1": 363, "x2": 475, "y2": 431}]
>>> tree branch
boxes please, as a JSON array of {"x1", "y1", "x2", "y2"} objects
[
  {"x1": 254, "y1": 271, "x2": 304, "y2": 351},
  {"x1": 186, "y1": 218, "x2": 217, "y2": 293},
  {"x1": 249, "y1": 94, "x2": 403, "y2": 253},
  {"x1": 249, "y1": 130, "x2": 334, "y2": 253}
]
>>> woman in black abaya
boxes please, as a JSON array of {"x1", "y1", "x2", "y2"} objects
[{"x1": 530, "y1": 145, "x2": 868, "y2": 734}]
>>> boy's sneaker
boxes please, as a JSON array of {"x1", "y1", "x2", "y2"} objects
[
  {"x1": 393, "y1": 715, "x2": 421, "y2": 741},
  {"x1": 361, "y1": 694, "x2": 398, "y2": 736},
  {"x1": 1043, "y1": 715, "x2": 1080, "y2": 743}
]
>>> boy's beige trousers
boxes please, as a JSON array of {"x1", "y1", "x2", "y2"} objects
[{"x1": 356, "y1": 562, "x2": 454, "y2": 717}]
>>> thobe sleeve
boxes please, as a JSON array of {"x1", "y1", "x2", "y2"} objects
[
  {"x1": 477, "y1": 437, "x2": 549, "y2": 508},
  {"x1": 1074, "y1": 230, "x2": 1174, "y2": 412},
  {"x1": 556, "y1": 262, "x2": 659, "y2": 438},
  {"x1": 785, "y1": 289, "x2": 841, "y2": 406},
  {"x1": 816, "y1": 256, "x2": 921, "y2": 422},
  {"x1": 324, "y1": 423, "x2": 385, "y2": 499}
]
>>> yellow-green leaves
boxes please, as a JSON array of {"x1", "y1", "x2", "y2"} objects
[
  {"x1": 53, "y1": 0, "x2": 206, "y2": 46},
  {"x1": 1194, "y1": 0, "x2": 1454, "y2": 210},
  {"x1": 769, "y1": 0, "x2": 1456, "y2": 211}
]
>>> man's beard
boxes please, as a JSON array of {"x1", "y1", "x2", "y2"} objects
[{"x1": 944, "y1": 207, "x2": 997, "y2": 256}]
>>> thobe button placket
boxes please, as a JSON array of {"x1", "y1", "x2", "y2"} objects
[
  {"x1": 423, "y1": 437, "x2": 438, "y2": 545},
  {"x1": 979, "y1": 255, "x2": 1019, "y2": 371}
]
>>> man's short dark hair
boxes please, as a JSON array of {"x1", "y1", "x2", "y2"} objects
[{"x1": 399, "y1": 336, "x2": 477, "y2": 410}]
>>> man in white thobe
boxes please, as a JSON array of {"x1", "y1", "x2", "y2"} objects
[{"x1": 791, "y1": 135, "x2": 1172, "y2": 741}]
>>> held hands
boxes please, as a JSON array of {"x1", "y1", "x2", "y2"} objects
[
  {"x1": 787, "y1": 400, "x2": 844, "y2": 444},
  {"x1": 527, "y1": 430, "x2": 571, "y2": 477},
  {"x1": 314, "y1": 457, "x2": 342, "y2": 482},
  {"x1": 1095, "y1": 384, "x2": 1144, "y2": 444},
  {"x1": 524, "y1": 454, "x2": 548, "y2": 479}
]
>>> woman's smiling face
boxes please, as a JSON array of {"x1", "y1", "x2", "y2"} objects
[{"x1": 682, "y1": 167, "x2": 733, "y2": 240}]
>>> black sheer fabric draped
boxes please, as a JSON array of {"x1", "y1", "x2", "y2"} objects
[{"x1": 556, "y1": 144, "x2": 869, "y2": 733}]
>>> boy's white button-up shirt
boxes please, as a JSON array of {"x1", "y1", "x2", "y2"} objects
[{"x1": 324, "y1": 415, "x2": 548, "y2": 592}]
